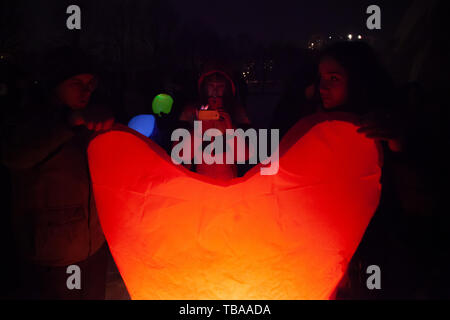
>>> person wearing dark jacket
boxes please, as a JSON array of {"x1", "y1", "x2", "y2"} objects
[{"x1": 2, "y1": 47, "x2": 114, "y2": 299}]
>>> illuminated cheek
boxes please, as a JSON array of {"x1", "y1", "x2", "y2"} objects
[
  {"x1": 64, "y1": 90, "x2": 86, "y2": 108},
  {"x1": 68, "y1": 90, "x2": 83, "y2": 103},
  {"x1": 326, "y1": 86, "x2": 347, "y2": 107},
  {"x1": 207, "y1": 86, "x2": 215, "y2": 97},
  {"x1": 81, "y1": 90, "x2": 92, "y2": 100},
  {"x1": 336, "y1": 86, "x2": 348, "y2": 105}
]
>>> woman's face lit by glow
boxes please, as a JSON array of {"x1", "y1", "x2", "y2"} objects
[
  {"x1": 319, "y1": 57, "x2": 349, "y2": 109},
  {"x1": 206, "y1": 79, "x2": 226, "y2": 110},
  {"x1": 55, "y1": 74, "x2": 98, "y2": 110}
]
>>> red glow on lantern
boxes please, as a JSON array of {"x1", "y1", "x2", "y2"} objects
[{"x1": 88, "y1": 113, "x2": 382, "y2": 300}]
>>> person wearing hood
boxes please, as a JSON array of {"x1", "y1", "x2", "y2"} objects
[
  {"x1": 2, "y1": 46, "x2": 114, "y2": 299},
  {"x1": 177, "y1": 65, "x2": 251, "y2": 181}
]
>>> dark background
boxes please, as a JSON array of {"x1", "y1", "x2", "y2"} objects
[
  {"x1": 1, "y1": 0, "x2": 449, "y2": 300},
  {"x1": 1, "y1": 0, "x2": 416, "y2": 126}
]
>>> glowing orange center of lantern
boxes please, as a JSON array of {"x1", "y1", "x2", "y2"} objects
[{"x1": 88, "y1": 113, "x2": 382, "y2": 300}]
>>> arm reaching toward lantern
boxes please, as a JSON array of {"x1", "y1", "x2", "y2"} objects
[{"x1": 87, "y1": 112, "x2": 382, "y2": 300}]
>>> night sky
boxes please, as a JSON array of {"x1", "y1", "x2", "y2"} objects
[
  {"x1": 170, "y1": 0, "x2": 414, "y2": 44},
  {"x1": 0, "y1": 0, "x2": 417, "y2": 55}
]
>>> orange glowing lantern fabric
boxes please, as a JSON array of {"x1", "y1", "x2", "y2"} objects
[{"x1": 87, "y1": 112, "x2": 382, "y2": 300}]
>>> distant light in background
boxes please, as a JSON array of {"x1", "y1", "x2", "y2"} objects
[
  {"x1": 358, "y1": 35, "x2": 362, "y2": 40},
  {"x1": 347, "y1": 34, "x2": 353, "y2": 40},
  {"x1": 242, "y1": 62, "x2": 256, "y2": 83}
]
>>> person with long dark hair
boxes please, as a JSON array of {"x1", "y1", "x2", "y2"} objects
[
  {"x1": 316, "y1": 41, "x2": 404, "y2": 151},
  {"x1": 315, "y1": 41, "x2": 423, "y2": 299}
]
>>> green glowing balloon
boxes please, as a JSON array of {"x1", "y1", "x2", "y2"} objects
[{"x1": 152, "y1": 94, "x2": 174, "y2": 116}]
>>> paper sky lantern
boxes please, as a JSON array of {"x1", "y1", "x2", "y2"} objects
[
  {"x1": 152, "y1": 93, "x2": 174, "y2": 116},
  {"x1": 88, "y1": 112, "x2": 382, "y2": 300},
  {"x1": 128, "y1": 114, "x2": 157, "y2": 138}
]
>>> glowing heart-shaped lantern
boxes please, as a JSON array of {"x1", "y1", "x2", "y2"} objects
[{"x1": 88, "y1": 112, "x2": 382, "y2": 300}]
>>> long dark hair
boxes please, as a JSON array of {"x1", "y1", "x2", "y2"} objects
[{"x1": 319, "y1": 41, "x2": 395, "y2": 115}]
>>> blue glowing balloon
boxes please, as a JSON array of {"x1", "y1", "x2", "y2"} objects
[{"x1": 128, "y1": 114, "x2": 157, "y2": 138}]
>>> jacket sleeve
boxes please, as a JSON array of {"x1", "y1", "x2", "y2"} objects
[{"x1": 2, "y1": 108, "x2": 75, "y2": 170}]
